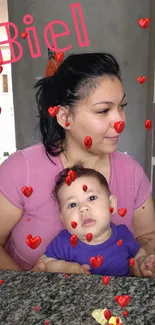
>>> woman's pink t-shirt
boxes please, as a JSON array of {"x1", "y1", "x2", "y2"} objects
[{"x1": 0, "y1": 143, "x2": 152, "y2": 270}]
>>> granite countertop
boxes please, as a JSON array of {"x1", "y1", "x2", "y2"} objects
[{"x1": 0, "y1": 271, "x2": 155, "y2": 325}]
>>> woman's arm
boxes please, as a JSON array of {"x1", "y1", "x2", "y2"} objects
[
  {"x1": 0, "y1": 192, "x2": 22, "y2": 270},
  {"x1": 37, "y1": 255, "x2": 89, "y2": 274},
  {"x1": 132, "y1": 195, "x2": 155, "y2": 254}
]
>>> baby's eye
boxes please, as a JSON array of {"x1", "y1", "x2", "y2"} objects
[
  {"x1": 68, "y1": 202, "x2": 77, "y2": 208},
  {"x1": 88, "y1": 195, "x2": 97, "y2": 201}
]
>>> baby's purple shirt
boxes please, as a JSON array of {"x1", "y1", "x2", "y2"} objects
[{"x1": 45, "y1": 223, "x2": 140, "y2": 276}]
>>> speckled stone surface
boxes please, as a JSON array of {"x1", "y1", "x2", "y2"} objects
[{"x1": 0, "y1": 271, "x2": 155, "y2": 325}]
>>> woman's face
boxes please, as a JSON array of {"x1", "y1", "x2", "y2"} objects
[{"x1": 69, "y1": 76, "x2": 127, "y2": 155}]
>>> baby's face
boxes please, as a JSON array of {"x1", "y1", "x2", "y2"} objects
[{"x1": 58, "y1": 176, "x2": 116, "y2": 241}]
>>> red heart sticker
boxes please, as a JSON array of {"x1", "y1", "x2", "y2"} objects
[
  {"x1": 145, "y1": 119, "x2": 152, "y2": 130},
  {"x1": 34, "y1": 306, "x2": 40, "y2": 311},
  {"x1": 123, "y1": 310, "x2": 128, "y2": 317},
  {"x1": 21, "y1": 31, "x2": 28, "y2": 39},
  {"x1": 142, "y1": 206, "x2": 145, "y2": 209},
  {"x1": 129, "y1": 258, "x2": 135, "y2": 267},
  {"x1": 25, "y1": 234, "x2": 42, "y2": 249},
  {"x1": 138, "y1": 18, "x2": 150, "y2": 28},
  {"x1": 54, "y1": 52, "x2": 64, "y2": 63},
  {"x1": 0, "y1": 279, "x2": 4, "y2": 285},
  {"x1": 65, "y1": 175, "x2": 72, "y2": 186},
  {"x1": 84, "y1": 136, "x2": 92, "y2": 149},
  {"x1": 137, "y1": 76, "x2": 146, "y2": 84},
  {"x1": 102, "y1": 275, "x2": 111, "y2": 285},
  {"x1": 82, "y1": 184, "x2": 88, "y2": 192},
  {"x1": 48, "y1": 106, "x2": 59, "y2": 117},
  {"x1": 65, "y1": 121, "x2": 70, "y2": 127},
  {"x1": 114, "y1": 121, "x2": 125, "y2": 134},
  {"x1": 22, "y1": 186, "x2": 33, "y2": 197},
  {"x1": 71, "y1": 221, "x2": 77, "y2": 229},
  {"x1": 86, "y1": 233, "x2": 93, "y2": 242},
  {"x1": 0, "y1": 66, "x2": 3, "y2": 74},
  {"x1": 68, "y1": 170, "x2": 76, "y2": 182},
  {"x1": 104, "y1": 309, "x2": 112, "y2": 320},
  {"x1": 118, "y1": 208, "x2": 127, "y2": 217},
  {"x1": 109, "y1": 207, "x2": 114, "y2": 213},
  {"x1": 70, "y1": 234, "x2": 78, "y2": 247},
  {"x1": 115, "y1": 295, "x2": 130, "y2": 308},
  {"x1": 64, "y1": 274, "x2": 69, "y2": 278},
  {"x1": 117, "y1": 239, "x2": 123, "y2": 246},
  {"x1": 45, "y1": 321, "x2": 49, "y2": 325},
  {"x1": 90, "y1": 255, "x2": 103, "y2": 268}
]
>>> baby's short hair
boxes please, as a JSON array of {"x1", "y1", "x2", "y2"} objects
[{"x1": 53, "y1": 164, "x2": 111, "y2": 200}]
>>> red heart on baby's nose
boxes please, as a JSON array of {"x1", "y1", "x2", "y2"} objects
[
  {"x1": 114, "y1": 121, "x2": 125, "y2": 134},
  {"x1": 90, "y1": 255, "x2": 103, "y2": 268},
  {"x1": 115, "y1": 295, "x2": 130, "y2": 308},
  {"x1": 118, "y1": 208, "x2": 127, "y2": 217}
]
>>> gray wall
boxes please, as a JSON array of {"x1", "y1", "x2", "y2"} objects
[{"x1": 7, "y1": 0, "x2": 153, "y2": 169}]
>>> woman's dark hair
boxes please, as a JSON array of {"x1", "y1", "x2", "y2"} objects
[
  {"x1": 53, "y1": 164, "x2": 111, "y2": 202},
  {"x1": 34, "y1": 53, "x2": 121, "y2": 163}
]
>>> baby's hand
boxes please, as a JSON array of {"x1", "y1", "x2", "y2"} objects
[
  {"x1": 74, "y1": 263, "x2": 91, "y2": 275},
  {"x1": 139, "y1": 254, "x2": 155, "y2": 277}
]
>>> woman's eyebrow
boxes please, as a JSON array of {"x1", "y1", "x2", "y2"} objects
[{"x1": 91, "y1": 93, "x2": 126, "y2": 106}]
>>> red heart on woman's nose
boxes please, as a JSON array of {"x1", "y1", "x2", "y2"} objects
[
  {"x1": 114, "y1": 121, "x2": 125, "y2": 134},
  {"x1": 90, "y1": 255, "x2": 103, "y2": 268}
]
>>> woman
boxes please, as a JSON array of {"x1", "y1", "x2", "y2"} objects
[{"x1": 0, "y1": 52, "x2": 155, "y2": 274}]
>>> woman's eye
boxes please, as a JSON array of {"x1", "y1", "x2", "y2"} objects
[
  {"x1": 98, "y1": 109, "x2": 109, "y2": 114},
  {"x1": 88, "y1": 195, "x2": 97, "y2": 201},
  {"x1": 68, "y1": 202, "x2": 76, "y2": 208},
  {"x1": 120, "y1": 103, "x2": 128, "y2": 109}
]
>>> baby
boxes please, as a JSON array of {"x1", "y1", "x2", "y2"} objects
[{"x1": 37, "y1": 165, "x2": 155, "y2": 276}]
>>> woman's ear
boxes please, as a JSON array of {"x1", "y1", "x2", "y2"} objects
[
  {"x1": 109, "y1": 194, "x2": 117, "y2": 214},
  {"x1": 56, "y1": 106, "x2": 72, "y2": 129}
]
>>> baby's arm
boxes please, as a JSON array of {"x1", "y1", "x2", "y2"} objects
[{"x1": 37, "y1": 255, "x2": 91, "y2": 274}]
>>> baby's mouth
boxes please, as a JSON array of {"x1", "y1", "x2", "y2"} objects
[{"x1": 82, "y1": 218, "x2": 96, "y2": 227}]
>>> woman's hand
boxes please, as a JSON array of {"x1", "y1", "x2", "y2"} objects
[
  {"x1": 31, "y1": 261, "x2": 47, "y2": 272},
  {"x1": 131, "y1": 254, "x2": 155, "y2": 277},
  {"x1": 139, "y1": 254, "x2": 155, "y2": 277}
]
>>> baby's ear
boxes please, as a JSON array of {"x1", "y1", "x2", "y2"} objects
[{"x1": 109, "y1": 194, "x2": 117, "y2": 214}]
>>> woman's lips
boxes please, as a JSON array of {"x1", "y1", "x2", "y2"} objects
[{"x1": 105, "y1": 136, "x2": 119, "y2": 143}]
